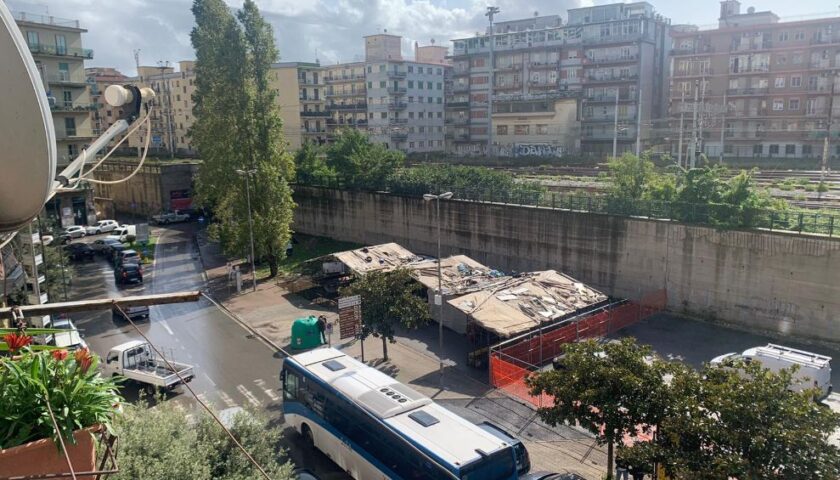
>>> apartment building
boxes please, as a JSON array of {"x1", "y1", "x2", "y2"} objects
[
  {"x1": 669, "y1": 1, "x2": 840, "y2": 162},
  {"x1": 271, "y1": 62, "x2": 327, "y2": 149},
  {"x1": 447, "y1": 2, "x2": 671, "y2": 157},
  {"x1": 325, "y1": 62, "x2": 368, "y2": 141},
  {"x1": 86, "y1": 67, "x2": 128, "y2": 136},
  {"x1": 13, "y1": 10, "x2": 95, "y2": 167}
]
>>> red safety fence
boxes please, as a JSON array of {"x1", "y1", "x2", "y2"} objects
[{"x1": 489, "y1": 289, "x2": 667, "y2": 408}]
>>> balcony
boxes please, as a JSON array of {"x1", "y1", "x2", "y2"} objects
[
  {"x1": 583, "y1": 115, "x2": 637, "y2": 123},
  {"x1": 447, "y1": 101, "x2": 470, "y2": 108},
  {"x1": 26, "y1": 273, "x2": 46, "y2": 286},
  {"x1": 327, "y1": 118, "x2": 368, "y2": 127},
  {"x1": 582, "y1": 33, "x2": 643, "y2": 46},
  {"x1": 50, "y1": 101, "x2": 97, "y2": 113},
  {"x1": 585, "y1": 54, "x2": 638, "y2": 65},
  {"x1": 301, "y1": 127, "x2": 326, "y2": 134},
  {"x1": 726, "y1": 87, "x2": 769, "y2": 96},
  {"x1": 452, "y1": 69, "x2": 470, "y2": 77},
  {"x1": 584, "y1": 74, "x2": 639, "y2": 84},
  {"x1": 453, "y1": 133, "x2": 471, "y2": 142},
  {"x1": 328, "y1": 103, "x2": 367, "y2": 111},
  {"x1": 529, "y1": 61, "x2": 559, "y2": 69},
  {"x1": 27, "y1": 43, "x2": 93, "y2": 59},
  {"x1": 388, "y1": 102, "x2": 407, "y2": 110},
  {"x1": 300, "y1": 110, "x2": 331, "y2": 117},
  {"x1": 729, "y1": 66, "x2": 770, "y2": 74},
  {"x1": 326, "y1": 74, "x2": 366, "y2": 83},
  {"x1": 387, "y1": 87, "x2": 407, "y2": 95},
  {"x1": 391, "y1": 132, "x2": 408, "y2": 141},
  {"x1": 810, "y1": 62, "x2": 832, "y2": 70},
  {"x1": 327, "y1": 90, "x2": 364, "y2": 97},
  {"x1": 494, "y1": 83, "x2": 522, "y2": 91},
  {"x1": 47, "y1": 72, "x2": 87, "y2": 87},
  {"x1": 390, "y1": 118, "x2": 409, "y2": 125},
  {"x1": 388, "y1": 70, "x2": 407, "y2": 78},
  {"x1": 495, "y1": 64, "x2": 522, "y2": 72},
  {"x1": 452, "y1": 84, "x2": 470, "y2": 93},
  {"x1": 12, "y1": 11, "x2": 82, "y2": 29},
  {"x1": 585, "y1": 94, "x2": 633, "y2": 103},
  {"x1": 731, "y1": 41, "x2": 773, "y2": 52},
  {"x1": 451, "y1": 117, "x2": 470, "y2": 125},
  {"x1": 299, "y1": 96, "x2": 323, "y2": 103},
  {"x1": 56, "y1": 130, "x2": 94, "y2": 140},
  {"x1": 528, "y1": 81, "x2": 559, "y2": 89},
  {"x1": 671, "y1": 45, "x2": 715, "y2": 56},
  {"x1": 22, "y1": 253, "x2": 43, "y2": 267},
  {"x1": 673, "y1": 68, "x2": 714, "y2": 77}
]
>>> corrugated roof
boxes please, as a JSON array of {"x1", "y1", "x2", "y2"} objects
[
  {"x1": 332, "y1": 243, "x2": 422, "y2": 275},
  {"x1": 407, "y1": 255, "x2": 508, "y2": 296},
  {"x1": 448, "y1": 270, "x2": 608, "y2": 338}
]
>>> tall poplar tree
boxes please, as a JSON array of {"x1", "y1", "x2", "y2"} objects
[{"x1": 191, "y1": 0, "x2": 295, "y2": 278}]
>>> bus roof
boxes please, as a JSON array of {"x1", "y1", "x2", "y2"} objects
[{"x1": 289, "y1": 348, "x2": 512, "y2": 469}]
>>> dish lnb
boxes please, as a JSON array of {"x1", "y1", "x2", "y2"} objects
[{"x1": 104, "y1": 84, "x2": 155, "y2": 107}]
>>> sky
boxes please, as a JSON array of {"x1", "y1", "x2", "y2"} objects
[{"x1": 6, "y1": 0, "x2": 840, "y2": 76}]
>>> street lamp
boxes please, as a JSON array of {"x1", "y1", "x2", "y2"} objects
[
  {"x1": 423, "y1": 191, "x2": 453, "y2": 389},
  {"x1": 235, "y1": 169, "x2": 257, "y2": 292}
]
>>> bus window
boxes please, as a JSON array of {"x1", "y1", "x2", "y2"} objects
[
  {"x1": 460, "y1": 448, "x2": 516, "y2": 480},
  {"x1": 284, "y1": 372, "x2": 299, "y2": 401}
]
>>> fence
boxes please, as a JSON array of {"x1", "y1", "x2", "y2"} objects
[
  {"x1": 488, "y1": 289, "x2": 667, "y2": 409},
  {"x1": 296, "y1": 180, "x2": 840, "y2": 238}
]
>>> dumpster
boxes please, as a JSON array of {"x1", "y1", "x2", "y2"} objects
[{"x1": 291, "y1": 316, "x2": 322, "y2": 350}]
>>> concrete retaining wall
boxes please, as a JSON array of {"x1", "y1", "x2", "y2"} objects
[{"x1": 293, "y1": 186, "x2": 840, "y2": 342}]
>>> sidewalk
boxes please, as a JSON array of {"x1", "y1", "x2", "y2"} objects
[{"x1": 195, "y1": 232, "x2": 606, "y2": 479}]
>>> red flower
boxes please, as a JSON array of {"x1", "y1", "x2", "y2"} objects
[
  {"x1": 3, "y1": 332, "x2": 32, "y2": 353},
  {"x1": 52, "y1": 349, "x2": 69, "y2": 361},
  {"x1": 74, "y1": 347, "x2": 93, "y2": 373}
]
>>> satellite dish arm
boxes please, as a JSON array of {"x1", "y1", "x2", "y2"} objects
[{"x1": 52, "y1": 119, "x2": 131, "y2": 190}]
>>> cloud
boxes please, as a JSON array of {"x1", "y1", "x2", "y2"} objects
[{"x1": 7, "y1": 0, "x2": 587, "y2": 74}]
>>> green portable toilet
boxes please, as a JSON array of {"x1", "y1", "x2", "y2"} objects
[{"x1": 290, "y1": 315, "x2": 321, "y2": 350}]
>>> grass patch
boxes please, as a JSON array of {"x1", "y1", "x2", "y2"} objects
[
  {"x1": 130, "y1": 234, "x2": 158, "y2": 264},
  {"x1": 255, "y1": 234, "x2": 361, "y2": 280}
]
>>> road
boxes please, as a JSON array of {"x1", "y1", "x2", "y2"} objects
[{"x1": 68, "y1": 224, "x2": 348, "y2": 478}]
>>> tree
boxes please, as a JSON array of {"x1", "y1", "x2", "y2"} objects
[
  {"x1": 646, "y1": 360, "x2": 840, "y2": 480},
  {"x1": 388, "y1": 164, "x2": 544, "y2": 200},
  {"x1": 113, "y1": 400, "x2": 295, "y2": 480},
  {"x1": 607, "y1": 152, "x2": 656, "y2": 201},
  {"x1": 326, "y1": 129, "x2": 404, "y2": 188},
  {"x1": 339, "y1": 268, "x2": 430, "y2": 361},
  {"x1": 525, "y1": 338, "x2": 673, "y2": 479},
  {"x1": 191, "y1": 0, "x2": 295, "y2": 278},
  {"x1": 294, "y1": 141, "x2": 335, "y2": 184}
]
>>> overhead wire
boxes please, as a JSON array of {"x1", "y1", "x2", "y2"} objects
[{"x1": 83, "y1": 108, "x2": 153, "y2": 185}]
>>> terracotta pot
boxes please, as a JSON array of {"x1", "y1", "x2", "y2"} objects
[{"x1": 0, "y1": 425, "x2": 101, "y2": 479}]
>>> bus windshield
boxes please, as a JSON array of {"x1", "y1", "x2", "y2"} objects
[{"x1": 459, "y1": 447, "x2": 516, "y2": 480}]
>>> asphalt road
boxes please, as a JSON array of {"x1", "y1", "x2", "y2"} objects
[{"x1": 67, "y1": 224, "x2": 348, "y2": 478}]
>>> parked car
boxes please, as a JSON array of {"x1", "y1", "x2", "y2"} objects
[
  {"x1": 64, "y1": 242, "x2": 95, "y2": 261},
  {"x1": 112, "y1": 304, "x2": 150, "y2": 322},
  {"x1": 293, "y1": 469, "x2": 320, "y2": 480},
  {"x1": 113, "y1": 224, "x2": 136, "y2": 242},
  {"x1": 109, "y1": 243, "x2": 129, "y2": 263},
  {"x1": 521, "y1": 473, "x2": 586, "y2": 480},
  {"x1": 711, "y1": 344, "x2": 832, "y2": 401},
  {"x1": 115, "y1": 249, "x2": 141, "y2": 268},
  {"x1": 152, "y1": 211, "x2": 190, "y2": 225},
  {"x1": 114, "y1": 263, "x2": 143, "y2": 285},
  {"x1": 90, "y1": 237, "x2": 123, "y2": 255},
  {"x1": 63, "y1": 225, "x2": 86, "y2": 238},
  {"x1": 45, "y1": 317, "x2": 88, "y2": 351},
  {"x1": 85, "y1": 219, "x2": 119, "y2": 235}
]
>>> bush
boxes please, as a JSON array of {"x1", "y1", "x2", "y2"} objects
[{"x1": 388, "y1": 164, "x2": 544, "y2": 200}]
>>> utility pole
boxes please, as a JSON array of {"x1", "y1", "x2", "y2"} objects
[
  {"x1": 690, "y1": 79, "x2": 699, "y2": 168},
  {"x1": 133, "y1": 49, "x2": 141, "y2": 81},
  {"x1": 697, "y1": 77, "x2": 708, "y2": 159},
  {"x1": 236, "y1": 169, "x2": 258, "y2": 292},
  {"x1": 678, "y1": 89, "x2": 685, "y2": 168},
  {"x1": 612, "y1": 87, "x2": 620, "y2": 158},
  {"x1": 157, "y1": 60, "x2": 175, "y2": 159},
  {"x1": 822, "y1": 73, "x2": 837, "y2": 194},
  {"x1": 635, "y1": 87, "x2": 642, "y2": 156},
  {"x1": 485, "y1": 6, "x2": 499, "y2": 157},
  {"x1": 719, "y1": 92, "x2": 727, "y2": 164}
]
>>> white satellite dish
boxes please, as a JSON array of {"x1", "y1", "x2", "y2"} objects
[{"x1": 0, "y1": 2, "x2": 58, "y2": 233}]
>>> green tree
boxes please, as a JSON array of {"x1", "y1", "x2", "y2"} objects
[
  {"x1": 388, "y1": 164, "x2": 544, "y2": 201},
  {"x1": 114, "y1": 400, "x2": 295, "y2": 480},
  {"x1": 641, "y1": 360, "x2": 840, "y2": 480},
  {"x1": 326, "y1": 129, "x2": 404, "y2": 188},
  {"x1": 191, "y1": 0, "x2": 295, "y2": 278},
  {"x1": 294, "y1": 141, "x2": 335, "y2": 184},
  {"x1": 607, "y1": 152, "x2": 656, "y2": 201},
  {"x1": 340, "y1": 268, "x2": 430, "y2": 361},
  {"x1": 525, "y1": 339, "x2": 673, "y2": 478}
]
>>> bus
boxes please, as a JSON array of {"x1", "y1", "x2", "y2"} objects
[{"x1": 281, "y1": 348, "x2": 520, "y2": 480}]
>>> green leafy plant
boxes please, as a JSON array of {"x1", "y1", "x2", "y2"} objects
[{"x1": 0, "y1": 345, "x2": 122, "y2": 449}]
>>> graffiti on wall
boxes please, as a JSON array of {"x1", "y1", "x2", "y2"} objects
[{"x1": 497, "y1": 143, "x2": 565, "y2": 158}]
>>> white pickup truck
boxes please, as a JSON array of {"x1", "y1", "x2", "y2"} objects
[
  {"x1": 152, "y1": 211, "x2": 190, "y2": 225},
  {"x1": 103, "y1": 340, "x2": 195, "y2": 392}
]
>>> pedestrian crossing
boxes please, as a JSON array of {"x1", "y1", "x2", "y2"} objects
[{"x1": 172, "y1": 377, "x2": 282, "y2": 414}]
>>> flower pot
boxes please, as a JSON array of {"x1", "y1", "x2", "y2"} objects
[{"x1": 0, "y1": 425, "x2": 100, "y2": 479}]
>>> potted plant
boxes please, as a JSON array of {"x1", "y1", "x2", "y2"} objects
[{"x1": 0, "y1": 332, "x2": 122, "y2": 478}]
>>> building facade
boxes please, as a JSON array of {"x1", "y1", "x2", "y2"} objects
[
  {"x1": 271, "y1": 62, "x2": 328, "y2": 150},
  {"x1": 669, "y1": 1, "x2": 840, "y2": 162},
  {"x1": 85, "y1": 67, "x2": 128, "y2": 136},
  {"x1": 447, "y1": 2, "x2": 671, "y2": 158},
  {"x1": 325, "y1": 62, "x2": 368, "y2": 143}
]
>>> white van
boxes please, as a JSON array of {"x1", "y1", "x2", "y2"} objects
[
  {"x1": 112, "y1": 224, "x2": 136, "y2": 242},
  {"x1": 711, "y1": 344, "x2": 832, "y2": 401}
]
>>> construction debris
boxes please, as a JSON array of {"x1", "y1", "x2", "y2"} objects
[{"x1": 330, "y1": 243, "x2": 422, "y2": 275}]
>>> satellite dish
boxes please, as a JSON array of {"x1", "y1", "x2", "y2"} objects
[{"x1": 0, "y1": 2, "x2": 58, "y2": 233}]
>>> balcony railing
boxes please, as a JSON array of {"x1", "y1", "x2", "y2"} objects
[
  {"x1": 726, "y1": 87, "x2": 769, "y2": 96},
  {"x1": 301, "y1": 127, "x2": 326, "y2": 133},
  {"x1": 585, "y1": 54, "x2": 638, "y2": 65},
  {"x1": 452, "y1": 84, "x2": 470, "y2": 93},
  {"x1": 388, "y1": 102, "x2": 407, "y2": 110},
  {"x1": 388, "y1": 71, "x2": 407, "y2": 78},
  {"x1": 299, "y1": 96, "x2": 322, "y2": 102},
  {"x1": 495, "y1": 64, "x2": 522, "y2": 71},
  {"x1": 326, "y1": 74, "x2": 366, "y2": 82},
  {"x1": 56, "y1": 130, "x2": 94, "y2": 140},
  {"x1": 50, "y1": 101, "x2": 96, "y2": 112},
  {"x1": 391, "y1": 132, "x2": 408, "y2": 141},
  {"x1": 585, "y1": 94, "x2": 632, "y2": 102},
  {"x1": 47, "y1": 72, "x2": 86, "y2": 86},
  {"x1": 326, "y1": 90, "x2": 364, "y2": 97},
  {"x1": 12, "y1": 11, "x2": 81, "y2": 29},
  {"x1": 670, "y1": 45, "x2": 715, "y2": 55},
  {"x1": 494, "y1": 83, "x2": 523, "y2": 90},
  {"x1": 329, "y1": 103, "x2": 367, "y2": 111},
  {"x1": 585, "y1": 74, "x2": 639, "y2": 83},
  {"x1": 300, "y1": 110, "x2": 331, "y2": 117},
  {"x1": 390, "y1": 118, "x2": 409, "y2": 125},
  {"x1": 447, "y1": 101, "x2": 470, "y2": 108},
  {"x1": 528, "y1": 81, "x2": 559, "y2": 88},
  {"x1": 27, "y1": 43, "x2": 93, "y2": 59},
  {"x1": 729, "y1": 66, "x2": 770, "y2": 74},
  {"x1": 387, "y1": 87, "x2": 407, "y2": 95},
  {"x1": 529, "y1": 61, "x2": 559, "y2": 69}
]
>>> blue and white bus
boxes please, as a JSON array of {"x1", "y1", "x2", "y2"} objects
[{"x1": 281, "y1": 348, "x2": 519, "y2": 480}]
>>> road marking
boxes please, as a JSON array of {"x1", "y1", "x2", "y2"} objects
[
  {"x1": 254, "y1": 379, "x2": 279, "y2": 401},
  {"x1": 160, "y1": 320, "x2": 174, "y2": 336},
  {"x1": 237, "y1": 384, "x2": 261, "y2": 407},
  {"x1": 218, "y1": 390, "x2": 237, "y2": 408},
  {"x1": 203, "y1": 373, "x2": 217, "y2": 387},
  {"x1": 196, "y1": 392, "x2": 210, "y2": 406}
]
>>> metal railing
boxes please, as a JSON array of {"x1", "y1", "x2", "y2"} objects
[
  {"x1": 27, "y1": 43, "x2": 93, "y2": 59},
  {"x1": 294, "y1": 183, "x2": 839, "y2": 238},
  {"x1": 12, "y1": 11, "x2": 81, "y2": 28}
]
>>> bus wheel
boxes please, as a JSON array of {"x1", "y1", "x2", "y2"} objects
[{"x1": 301, "y1": 424, "x2": 314, "y2": 448}]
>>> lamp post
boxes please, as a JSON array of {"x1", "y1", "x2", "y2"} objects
[
  {"x1": 486, "y1": 6, "x2": 499, "y2": 157},
  {"x1": 235, "y1": 169, "x2": 257, "y2": 292},
  {"x1": 423, "y1": 191, "x2": 453, "y2": 389}
]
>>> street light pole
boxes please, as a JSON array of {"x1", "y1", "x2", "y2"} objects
[
  {"x1": 486, "y1": 6, "x2": 499, "y2": 157},
  {"x1": 822, "y1": 73, "x2": 838, "y2": 195},
  {"x1": 424, "y1": 191, "x2": 453, "y2": 389},
  {"x1": 612, "y1": 87, "x2": 619, "y2": 158},
  {"x1": 236, "y1": 169, "x2": 258, "y2": 292}
]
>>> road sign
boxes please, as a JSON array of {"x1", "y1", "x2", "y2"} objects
[
  {"x1": 338, "y1": 295, "x2": 361, "y2": 309},
  {"x1": 338, "y1": 295, "x2": 362, "y2": 340},
  {"x1": 152, "y1": 135, "x2": 162, "y2": 146}
]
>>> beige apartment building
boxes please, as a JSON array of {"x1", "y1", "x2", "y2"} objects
[
  {"x1": 271, "y1": 62, "x2": 328, "y2": 149},
  {"x1": 86, "y1": 67, "x2": 128, "y2": 136},
  {"x1": 325, "y1": 62, "x2": 368, "y2": 141},
  {"x1": 670, "y1": 1, "x2": 840, "y2": 162}
]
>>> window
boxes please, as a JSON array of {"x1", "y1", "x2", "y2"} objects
[
  {"x1": 769, "y1": 144, "x2": 780, "y2": 155},
  {"x1": 418, "y1": 96, "x2": 424, "y2": 103},
  {"x1": 779, "y1": 31, "x2": 789, "y2": 42},
  {"x1": 379, "y1": 81, "x2": 386, "y2": 88},
  {"x1": 408, "y1": 80, "x2": 414, "y2": 88},
  {"x1": 419, "y1": 126, "x2": 425, "y2": 133},
  {"x1": 408, "y1": 411, "x2": 440, "y2": 427},
  {"x1": 408, "y1": 66, "x2": 414, "y2": 73},
  {"x1": 437, "y1": 97, "x2": 442, "y2": 104},
  {"x1": 777, "y1": 55, "x2": 786, "y2": 65},
  {"x1": 323, "y1": 360, "x2": 346, "y2": 371},
  {"x1": 428, "y1": 97, "x2": 433, "y2": 103},
  {"x1": 408, "y1": 96, "x2": 414, "y2": 103},
  {"x1": 437, "y1": 82, "x2": 442, "y2": 90},
  {"x1": 427, "y1": 81, "x2": 433, "y2": 89},
  {"x1": 55, "y1": 35, "x2": 66, "y2": 55},
  {"x1": 437, "y1": 112, "x2": 442, "y2": 118},
  {"x1": 418, "y1": 82, "x2": 423, "y2": 90},
  {"x1": 26, "y1": 31, "x2": 38, "y2": 47},
  {"x1": 785, "y1": 144, "x2": 796, "y2": 155},
  {"x1": 794, "y1": 31, "x2": 805, "y2": 41},
  {"x1": 367, "y1": 81, "x2": 372, "y2": 88},
  {"x1": 366, "y1": 66, "x2": 372, "y2": 73},
  {"x1": 774, "y1": 77, "x2": 785, "y2": 88},
  {"x1": 380, "y1": 112, "x2": 387, "y2": 119},
  {"x1": 408, "y1": 112, "x2": 414, "y2": 119},
  {"x1": 789, "y1": 98, "x2": 800, "y2": 110},
  {"x1": 791, "y1": 76, "x2": 801, "y2": 87},
  {"x1": 418, "y1": 111, "x2": 424, "y2": 118},
  {"x1": 408, "y1": 127, "x2": 415, "y2": 133},
  {"x1": 753, "y1": 144, "x2": 763, "y2": 155},
  {"x1": 793, "y1": 53, "x2": 803, "y2": 64},
  {"x1": 803, "y1": 144, "x2": 813, "y2": 155},
  {"x1": 514, "y1": 124, "x2": 529, "y2": 135},
  {"x1": 437, "y1": 68, "x2": 443, "y2": 75},
  {"x1": 419, "y1": 141, "x2": 425, "y2": 148},
  {"x1": 409, "y1": 142, "x2": 415, "y2": 148},
  {"x1": 537, "y1": 124, "x2": 549, "y2": 135},
  {"x1": 379, "y1": 64, "x2": 386, "y2": 72},
  {"x1": 773, "y1": 99, "x2": 785, "y2": 111}
]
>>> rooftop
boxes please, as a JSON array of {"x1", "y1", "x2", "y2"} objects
[
  {"x1": 331, "y1": 243, "x2": 422, "y2": 275},
  {"x1": 11, "y1": 11, "x2": 85, "y2": 31},
  {"x1": 407, "y1": 255, "x2": 508, "y2": 297}
]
